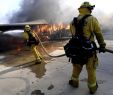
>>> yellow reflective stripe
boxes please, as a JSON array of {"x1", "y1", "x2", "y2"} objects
[
  {"x1": 32, "y1": 31, "x2": 35, "y2": 37},
  {"x1": 71, "y1": 77, "x2": 78, "y2": 81},
  {"x1": 33, "y1": 46, "x2": 42, "y2": 59},
  {"x1": 88, "y1": 82, "x2": 96, "y2": 88}
]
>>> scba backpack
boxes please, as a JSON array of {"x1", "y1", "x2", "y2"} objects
[
  {"x1": 64, "y1": 15, "x2": 97, "y2": 64},
  {"x1": 26, "y1": 31, "x2": 39, "y2": 47}
]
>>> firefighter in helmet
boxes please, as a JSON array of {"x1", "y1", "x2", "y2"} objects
[
  {"x1": 23, "y1": 25, "x2": 43, "y2": 64},
  {"x1": 69, "y1": 2, "x2": 106, "y2": 94}
]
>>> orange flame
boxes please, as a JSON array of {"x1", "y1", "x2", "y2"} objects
[
  {"x1": 33, "y1": 23, "x2": 70, "y2": 41},
  {"x1": 35, "y1": 24, "x2": 70, "y2": 33}
]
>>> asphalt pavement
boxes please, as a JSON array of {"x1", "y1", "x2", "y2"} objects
[{"x1": 0, "y1": 40, "x2": 113, "y2": 95}]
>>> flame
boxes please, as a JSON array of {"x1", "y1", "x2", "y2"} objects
[
  {"x1": 35, "y1": 24, "x2": 70, "y2": 33},
  {"x1": 17, "y1": 47, "x2": 21, "y2": 51},
  {"x1": 33, "y1": 23, "x2": 70, "y2": 41}
]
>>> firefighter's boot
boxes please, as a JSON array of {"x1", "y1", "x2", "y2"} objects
[
  {"x1": 69, "y1": 80, "x2": 79, "y2": 88},
  {"x1": 35, "y1": 58, "x2": 42, "y2": 64},
  {"x1": 89, "y1": 83, "x2": 98, "y2": 94}
]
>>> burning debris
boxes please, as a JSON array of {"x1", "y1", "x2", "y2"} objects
[{"x1": 33, "y1": 24, "x2": 70, "y2": 41}]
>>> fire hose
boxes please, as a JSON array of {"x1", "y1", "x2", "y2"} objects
[
  {"x1": 33, "y1": 31, "x2": 113, "y2": 57},
  {"x1": 104, "y1": 48, "x2": 113, "y2": 54},
  {"x1": 33, "y1": 31, "x2": 66, "y2": 57}
]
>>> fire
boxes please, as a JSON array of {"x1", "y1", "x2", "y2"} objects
[
  {"x1": 33, "y1": 23, "x2": 70, "y2": 41},
  {"x1": 35, "y1": 24, "x2": 70, "y2": 33},
  {"x1": 17, "y1": 47, "x2": 22, "y2": 52}
]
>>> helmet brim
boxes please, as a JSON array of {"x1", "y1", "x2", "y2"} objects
[{"x1": 78, "y1": 5, "x2": 95, "y2": 10}]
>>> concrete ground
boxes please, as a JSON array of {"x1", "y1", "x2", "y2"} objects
[{"x1": 0, "y1": 40, "x2": 113, "y2": 95}]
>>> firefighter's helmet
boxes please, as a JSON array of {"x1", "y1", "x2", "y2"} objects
[
  {"x1": 25, "y1": 25, "x2": 31, "y2": 31},
  {"x1": 79, "y1": 2, "x2": 95, "y2": 10}
]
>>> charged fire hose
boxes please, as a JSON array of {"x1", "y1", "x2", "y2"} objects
[
  {"x1": 33, "y1": 31, "x2": 113, "y2": 57},
  {"x1": 33, "y1": 31, "x2": 66, "y2": 57},
  {"x1": 105, "y1": 48, "x2": 113, "y2": 54},
  {"x1": 96, "y1": 48, "x2": 113, "y2": 54}
]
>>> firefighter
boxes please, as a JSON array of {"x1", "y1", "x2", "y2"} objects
[
  {"x1": 69, "y1": 2, "x2": 106, "y2": 94},
  {"x1": 23, "y1": 25, "x2": 43, "y2": 64}
]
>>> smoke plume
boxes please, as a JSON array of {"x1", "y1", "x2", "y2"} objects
[{"x1": 9, "y1": 0, "x2": 74, "y2": 23}]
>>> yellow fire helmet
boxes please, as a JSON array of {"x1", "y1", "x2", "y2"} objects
[
  {"x1": 25, "y1": 25, "x2": 31, "y2": 31},
  {"x1": 79, "y1": 2, "x2": 95, "y2": 10}
]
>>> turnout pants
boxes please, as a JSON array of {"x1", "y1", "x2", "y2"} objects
[
  {"x1": 31, "y1": 45, "x2": 43, "y2": 61},
  {"x1": 71, "y1": 54, "x2": 98, "y2": 89}
]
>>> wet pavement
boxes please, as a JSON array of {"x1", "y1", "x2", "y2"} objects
[{"x1": 0, "y1": 40, "x2": 113, "y2": 95}]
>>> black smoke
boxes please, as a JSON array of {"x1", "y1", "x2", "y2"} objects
[{"x1": 9, "y1": 0, "x2": 74, "y2": 24}]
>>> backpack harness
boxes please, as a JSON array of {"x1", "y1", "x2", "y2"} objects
[
  {"x1": 26, "y1": 31, "x2": 39, "y2": 47},
  {"x1": 64, "y1": 15, "x2": 97, "y2": 64}
]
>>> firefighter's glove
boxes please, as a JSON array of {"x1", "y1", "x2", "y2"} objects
[{"x1": 99, "y1": 46, "x2": 106, "y2": 53}]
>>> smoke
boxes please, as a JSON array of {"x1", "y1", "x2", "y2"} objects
[
  {"x1": 9, "y1": 0, "x2": 75, "y2": 24},
  {"x1": 0, "y1": 0, "x2": 112, "y2": 25},
  {"x1": 0, "y1": 0, "x2": 22, "y2": 24},
  {"x1": 7, "y1": 0, "x2": 113, "y2": 33}
]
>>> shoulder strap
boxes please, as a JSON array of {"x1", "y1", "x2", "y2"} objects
[
  {"x1": 80, "y1": 14, "x2": 91, "y2": 23},
  {"x1": 27, "y1": 31, "x2": 35, "y2": 40},
  {"x1": 73, "y1": 14, "x2": 92, "y2": 36}
]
